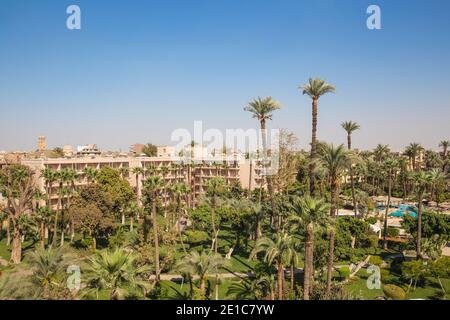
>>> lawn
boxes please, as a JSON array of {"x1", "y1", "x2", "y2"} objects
[{"x1": 346, "y1": 267, "x2": 450, "y2": 300}]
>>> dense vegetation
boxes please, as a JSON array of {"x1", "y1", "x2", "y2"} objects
[{"x1": 0, "y1": 78, "x2": 449, "y2": 300}]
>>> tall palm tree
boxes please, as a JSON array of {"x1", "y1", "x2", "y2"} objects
[
  {"x1": 439, "y1": 140, "x2": 449, "y2": 158},
  {"x1": 244, "y1": 96, "x2": 281, "y2": 229},
  {"x1": 84, "y1": 248, "x2": 149, "y2": 300},
  {"x1": 36, "y1": 206, "x2": 53, "y2": 248},
  {"x1": 204, "y1": 177, "x2": 226, "y2": 300},
  {"x1": 176, "y1": 250, "x2": 227, "y2": 300},
  {"x1": 288, "y1": 196, "x2": 330, "y2": 300},
  {"x1": 205, "y1": 178, "x2": 226, "y2": 253},
  {"x1": 414, "y1": 171, "x2": 430, "y2": 259},
  {"x1": 143, "y1": 175, "x2": 164, "y2": 283},
  {"x1": 300, "y1": 78, "x2": 336, "y2": 195},
  {"x1": 317, "y1": 143, "x2": 349, "y2": 294},
  {"x1": 427, "y1": 169, "x2": 445, "y2": 204},
  {"x1": 404, "y1": 143, "x2": 424, "y2": 171},
  {"x1": 41, "y1": 168, "x2": 57, "y2": 208},
  {"x1": 382, "y1": 157, "x2": 398, "y2": 249},
  {"x1": 251, "y1": 232, "x2": 297, "y2": 300},
  {"x1": 373, "y1": 144, "x2": 390, "y2": 162},
  {"x1": 341, "y1": 121, "x2": 360, "y2": 216},
  {"x1": 131, "y1": 167, "x2": 145, "y2": 206}
]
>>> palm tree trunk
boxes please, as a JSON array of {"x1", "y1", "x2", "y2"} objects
[
  {"x1": 325, "y1": 227, "x2": 335, "y2": 296},
  {"x1": 303, "y1": 222, "x2": 314, "y2": 300},
  {"x1": 152, "y1": 196, "x2": 161, "y2": 282},
  {"x1": 40, "y1": 222, "x2": 45, "y2": 248},
  {"x1": 290, "y1": 264, "x2": 295, "y2": 293},
  {"x1": 11, "y1": 226, "x2": 22, "y2": 264},
  {"x1": 383, "y1": 175, "x2": 392, "y2": 249},
  {"x1": 260, "y1": 120, "x2": 279, "y2": 230},
  {"x1": 416, "y1": 189, "x2": 424, "y2": 259},
  {"x1": 6, "y1": 217, "x2": 11, "y2": 246},
  {"x1": 277, "y1": 262, "x2": 284, "y2": 300},
  {"x1": 309, "y1": 97, "x2": 318, "y2": 195},
  {"x1": 326, "y1": 180, "x2": 338, "y2": 295}
]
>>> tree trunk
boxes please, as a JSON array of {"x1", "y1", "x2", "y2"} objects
[
  {"x1": 130, "y1": 217, "x2": 134, "y2": 232},
  {"x1": 416, "y1": 189, "x2": 424, "y2": 259},
  {"x1": 92, "y1": 236, "x2": 97, "y2": 251},
  {"x1": 40, "y1": 222, "x2": 45, "y2": 248},
  {"x1": 52, "y1": 211, "x2": 58, "y2": 247},
  {"x1": 290, "y1": 264, "x2": 295, "y2": 293},
  {"x1": 303, "y1": 222, "x2": 314, "y2": 300},
  {"x1": 60, "y1": 211, "x2": 65, "y2": 247},
  {"x1": 383, "y1": 175, "x2": 392, "y2": 249},
  {"x1": 152, "y1": 197, "x2": 160, "y2": 283},
  {"x1": 348, "y1": 134, "x2": 357, "y2": 217},
  {"x1": 260, "y1": 120, "x2": 279, "y2": 230},
  {"x1": 6, "y1": 217, "x2": 11, "y2": 246},
  {"x1": 277, "y1": 262, "x2": 284, "y2": 300},
  {"x1": 326, "y1": 180, "x2": 338, "y2": 295},
  {"x1": 325, "y1": 228, "x2": 335, "y2": 296},
  {"x1": 11, "y1": 227, "x2": 22, "y2": 264},
  {"x1": 309, "y1": 97, "x2": 318, "y2": 195}
]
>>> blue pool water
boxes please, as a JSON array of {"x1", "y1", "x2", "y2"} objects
[{"x1": 389, "y1": 204, "x2": 417, "y2": 218}]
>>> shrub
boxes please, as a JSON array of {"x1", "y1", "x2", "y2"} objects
[
  {"x1": 387, "y1": 227, "x2": 400, "y2": 237},
  {"x1": 380, "y1": 268, "x2": 394, "y2": 284},
  {"x1": 365, "y1": 235, "x2": 379, "y2": 248},
  {"x1": 383, "y1": 284, "x2": 406, "y2": 300},
  {"x1": 366, "y1": 217, "x2": 378, "y2": 225},
  {"x1": 338, "y1": 267, "x2": 351, "y2": 280},
  {"x1": 369, "y1": 256, "x2": 383, "y2": 266}
]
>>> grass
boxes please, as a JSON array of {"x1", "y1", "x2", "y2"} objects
[{"x1": 346, "y1": 267, "x2": 450, "y2": 300}]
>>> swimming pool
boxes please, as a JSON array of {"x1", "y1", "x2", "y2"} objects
[{"x1": 389, "y1": 204, "x2": 417, "y2": 218}]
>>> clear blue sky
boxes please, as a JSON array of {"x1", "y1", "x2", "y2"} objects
[{"x1": 1, "y1": 0, "x2": 449, "y2": 152}]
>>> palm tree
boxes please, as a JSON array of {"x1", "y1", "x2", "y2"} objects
[
  {"x1": 36, "y1": 206, "x2": 53, "y2": 248},
  {"x1": 83, "y1": 167, "x2": 98, "y2": 184},
  {"x1": 317, "y1": 143, "x2": 349, "y2": 294},
  {"x1": 176, "y1": 250, "x2": 227, "y2": 299},
  {"x1": 204, "y1": 178, "x2": 226, "y2": 253},
  {"x1": 300, "y1": 78, "x2": 336, "y2": 195},
  {"x1": 341, "y1": 121, "x2": 360, "y2": 216},
  {"x1": 244, "y1": 96, "x2": 281, "y2": 229},
  {"x1": 404, "y1": 143, "x2": 424, "y2": 171},
  {"x1": 84, "y1": 248, "x2": 149, "y2": 300},
  {"x1": 170, "y1": 182, "x2": 189, "y2": 253},
  {"x1": 341, "y1": 121, "x2": 360, "y2": 150},
  {"x1": 131, "y1": 167, "x2": 145, "y2": 206},
  {"x1": 288, "y1": 196, "x2": 330, "y2": 300},
  {"x1": 41, "y1": 168, "x2": 57, "y2": 208},
  {"x1": 373, "y1": 144, "x2": 390, "y2": 162},
  {"x1": 439, "y1": 140, "x2": 449, "y2": 158},
  {"x1": 439, "y1": 140, "x2": 449, "y2": 172},
  {"x1": 143, "y1": 175, "x2": 164, "y2": 283},
  {"x1": 26, "y1": 247, "x2": 68, "y2": 299},
  {"x1": 382, "y1": 157, "x2": 398, "y2": 249},
  {"x1": 251, "y1": 232, "x2": 297, "y2": 300},
  {"x1": 414, "y1": 171, "x2": 431, "y2": 259}
]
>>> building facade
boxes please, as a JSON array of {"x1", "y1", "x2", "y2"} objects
[{"x1": 21, "y1": 154, "x2": 265, "y2": 209}]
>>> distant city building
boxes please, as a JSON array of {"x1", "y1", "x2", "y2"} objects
[
  {"x1": 157, "y1": 146, "x2": 175, "y2": 157},
  {"x1": 130, "y1": 144, "x2": 145, "y2": 155},
  {"x1": 38, "y1": 136, "x2": 46, "y2": 152},
  {"x1": 63, "y1": 145, "x2": 74, "y2": 157},
  {"x1": 76, "y1": 144, "x2": 101, "y2": 156}
]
